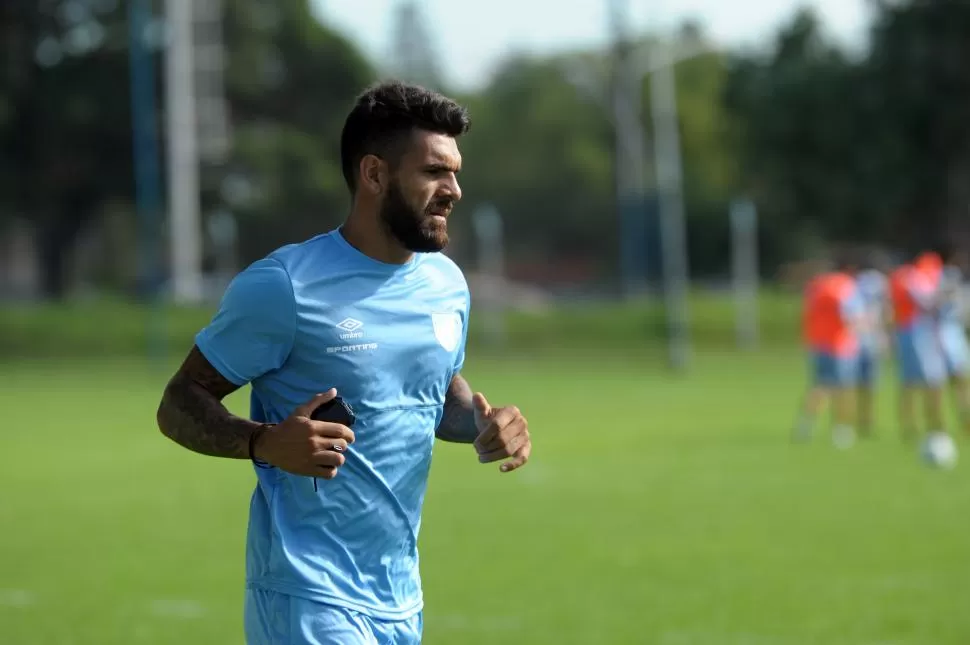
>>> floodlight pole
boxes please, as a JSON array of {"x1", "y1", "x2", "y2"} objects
[
  {"x1": 561, "y1": 13, "x2": 711, "y2": 371},
  {"x1": 473, "y1": 204, "x2": 507, "y2": 347},
  {"x1": 731, "y1": 198, "x2": 759, "y2": 349},
  {"x1": 165, "y1": 0, "x2": 204, "y2": 304},
  {"x1": 128, "y1": 0, "x2": 166, "y2": 363},
  {"x1": 649, "y1": 40, "x2": 691, "y2": 372},
  {"x1": 609, "y1": 0, "x2": 649, "y2": 300}
]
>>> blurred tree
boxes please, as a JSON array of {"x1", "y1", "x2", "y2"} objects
[
  {"x1": 455, "y1": 57, "x2": 615, "y2": 279},
  {"x1": 221, "y1": 0, "x2": 375, "y2": 262},
  {"x1": 725, "y1": 1, "x2": 970, "y2": 258},
  {"x1": 668, "y1": 50, "x2": 738, "y2": 206},
  {"x1": 0, "y1": 0, "x2": 374, "y2": 298},
  {"x1": 865, "y1": 0, "x2": 970, "y2": 248},
  {"x1": 0, "y1": 0, "x2": 135, "y2": 297},
  {"x1": 723, "y1": 8, "x2": 867, "y2": 266},
  {"x1": 647, "y1": 25, "x2": 741, "y2": 277}
]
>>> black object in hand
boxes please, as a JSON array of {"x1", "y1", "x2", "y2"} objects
[
  {"x1": 310, "y1": 395, "x2": 356, "y2": 492},
  {"x1": 310, "y1": 395, "x2": 357, "y2": 427}
]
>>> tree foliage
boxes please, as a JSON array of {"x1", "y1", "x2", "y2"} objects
[
  {"x1": 220, "y1": 0, "x2": 374, "y2": 260},
  {"x1": 1, "y1": 0, "x2": 135, "y2": 296},
  {"x1": 4, "y1": 0, "x2": 970, "y2": 298},
  {"x1": 0, "y1": 0, "x2": 374, "y2": 297},
  {"x1": 725, "y1": 1, "x2": 970, "y2": 258}
]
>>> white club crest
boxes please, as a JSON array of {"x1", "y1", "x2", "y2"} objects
[{"x1": 431, "y1": 312, "x2": 463, "y2": 352}]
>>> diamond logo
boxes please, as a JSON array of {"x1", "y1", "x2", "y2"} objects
[
  {"x1": 431, "y1": 312, "x2": 462, "y2": 352},
  {"x1": 336, "y1": 318, "x2": 363, "y2": 333}
]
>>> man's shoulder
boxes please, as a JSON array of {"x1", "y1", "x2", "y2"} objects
[
  {"x1": 266, "y1": 231, "x2": 336, "y2": 267},
  {"x1": 262, "y1": 230, "x2": 373, "y2": 287}
]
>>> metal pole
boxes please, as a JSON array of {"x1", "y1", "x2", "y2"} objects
[
  {"x1": 609, "y1": 0, "x2": 648, "y2": 299},
  {"x1": 731, "y1": 198, "x2": 759, "y2": 349},
  {"x1": 649, "y1": 40, "x2": 691, "y2": 371},
  {"x1": 193, "y1": 0, "x2": 230, "y2": 165},
  {"x1": 166, "y1": 0, "x2": 204, "y2": 304},
  {"x1": 128, "y1": 0, "x2": 166, "y2": 362},
  {"x1": 472, "y1": 204, "x2": 507, "y2": 347}
]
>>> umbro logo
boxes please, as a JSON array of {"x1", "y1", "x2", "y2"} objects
[
  {"x1": 336, "y1": 317, "x2": 364, "y2": 340},
  {"x1": 328, "y1": 317, "x2": 375, "y2": 354},
  {"x1": 336, "y1": 318, "x2": 363, "y2": 332}
]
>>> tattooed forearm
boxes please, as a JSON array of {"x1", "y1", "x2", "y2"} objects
[
  {"x1": 156, "y1": 346, "x2": 266, "y2": 459},
  {"x1": 435, "y1": 373, "x2": 479, "y2": 443}
]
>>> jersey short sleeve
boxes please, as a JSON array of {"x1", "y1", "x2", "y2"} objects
[{"x1": 194, "y1": 257, "x2": 297, "y2": 386}]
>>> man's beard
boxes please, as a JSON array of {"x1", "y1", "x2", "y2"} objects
[{"x1": 379, "y1": 180, "x2": 450, "y2": 253}]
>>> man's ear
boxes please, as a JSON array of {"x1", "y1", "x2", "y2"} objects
[{"x1": 359, "y1": 154, "x2": 387, "y2": 196}]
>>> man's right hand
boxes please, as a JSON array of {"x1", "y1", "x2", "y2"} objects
[{"x1": 253, "y1": 389, "x2": 356, "y2": 479}]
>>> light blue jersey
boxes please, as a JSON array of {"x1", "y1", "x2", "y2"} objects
[
  {"x1": 855, "y1": 269, "x2": 887, "y2": 351},
  {"x1": 195, "y1": 228, "x2": 470, "y2": 621},
  {"x1": 938, "y1": 266, "x2": 970, "y2": 376},
  {"x1": 939, "y1": 266, "x2": 965, "y2": 328}
]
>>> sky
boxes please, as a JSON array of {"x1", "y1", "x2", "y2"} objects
[{"x1": 314, "y1": 0, "x2": 871, "y2": 90}]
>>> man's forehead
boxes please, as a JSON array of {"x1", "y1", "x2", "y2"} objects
[{"x1": 409, "y1": 131, "x2": 461, "y2": 167}]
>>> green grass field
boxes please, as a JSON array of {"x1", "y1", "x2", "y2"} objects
[{"x1": 2, "y1": 298, "x2": 970, "y2": 644}]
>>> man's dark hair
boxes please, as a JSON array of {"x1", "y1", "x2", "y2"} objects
[{"x1": 339, "y1": 80, "x2": 471, "y2": 193}]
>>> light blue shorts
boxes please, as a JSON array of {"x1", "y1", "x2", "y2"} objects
[
  {"x1": 245, "y1": 588, "x2": 423, "y2": 645},
  {"x1": 940, "y1": 325, "x2": 970, "y2": 378},
  {"x1": 895, "y1": 327, "x2": 946, "y2": 387},
  {"x1": 810, "y1": 350, "x2": 858, "y2": 387}
]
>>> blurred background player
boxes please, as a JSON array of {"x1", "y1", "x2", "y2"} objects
[
  {"x1": 888, "y1": 251, "x2": 948, "y2": 443},
  {"x1": 793, "y1": 255, "x2": 865, "y2": 448},
  {"x1": 854, "y1": 253, "x2": 891, "y2": 438},
  {"x1": 936, "y1": 245, "x2": 970, "y2": 433}
]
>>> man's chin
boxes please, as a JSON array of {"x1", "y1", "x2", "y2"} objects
[
  {"x1": 403, "y1": 228, "x2": 449, "y2": 253},
  {"x1": 387, "y1": 217, "x2": 450, "y2": 252},
  {"x1": 409, "y1": 236, "x2": 448, "y2": 253}
]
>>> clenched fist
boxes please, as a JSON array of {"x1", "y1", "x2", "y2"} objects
[
  {"x1": 253, "y1": 389, "x2": 356, "y2": 479},
  {"x1": 472, "y1": 393, "x2": 531, "y2": 473}
]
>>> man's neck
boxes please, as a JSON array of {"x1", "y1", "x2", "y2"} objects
[{"x1": 340, "y1": 207, "x2": 413, "y2": 265}]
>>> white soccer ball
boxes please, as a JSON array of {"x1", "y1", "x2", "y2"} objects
[{"x1": 921, "y1": 433, "x2": 959, "y2": 469}]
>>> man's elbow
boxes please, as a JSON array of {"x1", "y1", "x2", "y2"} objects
[
  {"x1": 156, "y1": 401, "x2": 168, "y2": 436},
  {"x1": 156, "y1": 383, "x2": 177, "y2": 439}
]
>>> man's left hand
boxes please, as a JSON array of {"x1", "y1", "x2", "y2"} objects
[{"x1": 472, "y1": 393, "x2": 531, "y2": 473}]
